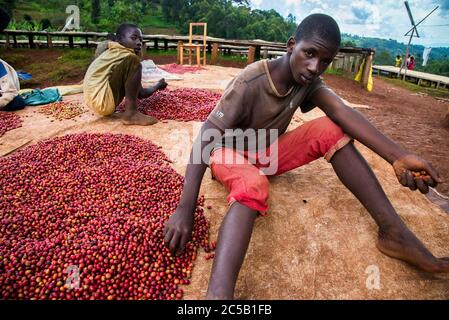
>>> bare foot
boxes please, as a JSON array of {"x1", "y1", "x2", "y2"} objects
[
  {"x1": 121, "y1": 111, "x2": 158, "y2": 126},
  {"x1": 377, "y1": 228, "x2": 449, "y2": 273}
]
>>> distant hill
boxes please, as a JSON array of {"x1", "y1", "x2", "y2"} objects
[
  {"x1": 342, "y1": 33, "x2": 449, "y2": 76},
  {"x1": 342, "y1": 33, "x2": 449, "y2": 64}
]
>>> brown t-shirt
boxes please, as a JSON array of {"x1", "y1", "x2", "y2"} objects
[{"x1": 207, "y1": 59, "x2": 327, "y2": 152}]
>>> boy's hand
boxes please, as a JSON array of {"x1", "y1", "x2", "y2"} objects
[
  {"x1": 157, "y1": 78, "x2": 168, "y2": 90},
  {"x1": 392, "y1": 154, "x2": 443, "y2": 194},
  {"x1": 163, "y1": 206, "x2": 194, "y2": 255}
]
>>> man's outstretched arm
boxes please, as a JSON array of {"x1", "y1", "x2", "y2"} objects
[
  {"x1": 312, "y1": 87, "x2": 442, "y2": 193},
  {"x1": 163, "y1": 120, "x2": 224, "y2": 254}
]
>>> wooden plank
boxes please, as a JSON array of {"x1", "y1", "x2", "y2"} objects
[
  {"x1": 373, "y1": 65, "x2": 449, "y2": 86},
  {"x1": 47, "y1": 32, "x2": 53, "y2": 48},
  {"x1": 177, "y1": 41, "x2": 183, "y2": 65},
  {"x1": 2, "y1": 29, "x2": 376, "y2": 56}
]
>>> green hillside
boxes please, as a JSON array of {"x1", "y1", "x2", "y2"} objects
[{"x1": 342, "y1": 34, "x2": 449, "y2": 76}]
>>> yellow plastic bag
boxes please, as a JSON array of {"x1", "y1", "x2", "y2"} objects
[{"x1": 354, "y1": 59, "x2": 373, "y2": 92}]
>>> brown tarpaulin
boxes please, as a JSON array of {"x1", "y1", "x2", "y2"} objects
[{"x1": 1, "y1": 66, "x2": 448, "y2": 299}]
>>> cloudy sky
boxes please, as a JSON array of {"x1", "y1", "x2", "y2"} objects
[{"x1": 250, "y1": 0, "x2": 449, "y2": 47}]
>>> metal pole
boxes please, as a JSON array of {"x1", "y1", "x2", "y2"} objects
[
  {"x1": 398, "y1": 28, "x2": 414, "y2": 79},
  {"x1": 404, "y1": 6, "x2": 439, "y2": 36},
  {"x1": 402, "y1": 30, "x2": 414, "y2": 81}
]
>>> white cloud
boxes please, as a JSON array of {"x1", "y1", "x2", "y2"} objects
[
  {"x1": 250, "y1": 0, "x2": 449, "y2": 46},
  {"x1": 251, "y1": 0, "x2": 263, "y2": 8}
]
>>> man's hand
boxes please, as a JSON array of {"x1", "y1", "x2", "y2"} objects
[
  {"x1": 163, "y1": 206, "x2": 194, "y2": 255},
  {"x1": 392, "y1": 154, "x2": 443, "y2": 194},
  {"x1": 157, "y1": 78, "x2": 168, "y2": 90}
]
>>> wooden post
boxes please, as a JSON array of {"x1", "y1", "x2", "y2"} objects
[
  {"x1": 361, "y1": 53, "x2": 373, "y2": 90},
  {"x1": 248, "y1": 46, "x2": 256, "y2": 65},
  {"x1": 13, "y1": 34, "x2": 17, "y2": 48},
  {"x1": 5, "y1": 32, "x2": 10, "y2": 49},
  {"x1": 164, "y1": 39, "x2": 168, "y2": 51},
  {"x1": 85, "y1": 36, "x2": 89, "y2": 48},
  {"x1": 207, "y1": 42, "x2": 212, "y2": 54},
  {"x1": 354, "y1": 56, "x2": 361, "y2": 76},
  {"x1": 211, "y1": 43, "x2": 219, "y2": 65},
  {"x1": 68, "y1": 35, "x2": 74, "y2": 48},
  {"x1": 349, "y1": 56, "x2": 355, "y2": 74},
  {"x1": 177, "y1": 41, "x2": 183, "y2": 65},
  {"x1": 262, "y1": 48, "x2": 268, "y2": 59},
  {"x1": 46, "y1": 32, "x2": 53, "y2": 48},
  {"x1": 154, "y1": 39, "x2": 159, "y2": 50},
  {"x1": 28, "y1": 33, "x2": 34, "y2": 48},
  {"x1": 255, "y1": 45, "x2": 261, "y2": 60}
]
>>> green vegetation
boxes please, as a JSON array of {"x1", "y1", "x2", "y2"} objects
[
  {"x1": 324, "y1": 68, "x2": 344, "y2": 76},
  {"x1": 160, "y1": 0, "x2": 296, "y2": 42},
  {"x1": 0, "y1": 48, "x2": 92, "y2": 87},
  {"x1": 4, "y1": 0, "x2": 295, "y2": 42}
]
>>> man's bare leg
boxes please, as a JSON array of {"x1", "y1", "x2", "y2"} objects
[
  {"x1": 331, "y1": 143, "x2": 449, "y2": 273},
  {"x1": 206, "y1": 202, "x2": 258, "y2": 300}
]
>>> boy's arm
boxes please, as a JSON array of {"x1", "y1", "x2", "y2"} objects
[
  {"x1": 138, "y1": 78, "x2": 167, "y2": 99},
  {"x1": 312, "y1": 87, "x2": 442, "y2": 192},
  {"x1": 164, "y1": 119, "x2": 224, "y2": 254}
]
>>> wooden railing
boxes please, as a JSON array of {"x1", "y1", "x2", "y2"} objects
[{"x1": 0, "y1": 30, "x2": 376, "y2": 89}]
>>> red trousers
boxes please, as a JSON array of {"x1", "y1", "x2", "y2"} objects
[{"x1": 209, "y1": 116, "x2": 352, "y2": 214}]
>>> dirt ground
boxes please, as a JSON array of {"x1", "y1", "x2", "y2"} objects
[{"x1": 1, "y1": 64, "x2": 449, "y2": 300}]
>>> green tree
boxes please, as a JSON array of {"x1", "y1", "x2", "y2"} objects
[
  {"x1": 91, "y1": 0, "x2": 101, "y2": 24},
  {"x1": 374, "y1": 50, "x2": 392, "y2": 66},
  {"x1": 0, "y1": 0, "x2": 16, "y2": 16},
  {"x1": 97, "y1": 0, "x2": 143, "y2": 31}
]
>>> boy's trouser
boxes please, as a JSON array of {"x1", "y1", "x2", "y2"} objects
[
  {"x1": 209, "y1": 116, "x2": 353, "y2": 214},
  {"x1": 1, "y1": 95, "x2": 26, "y2": 111}
]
